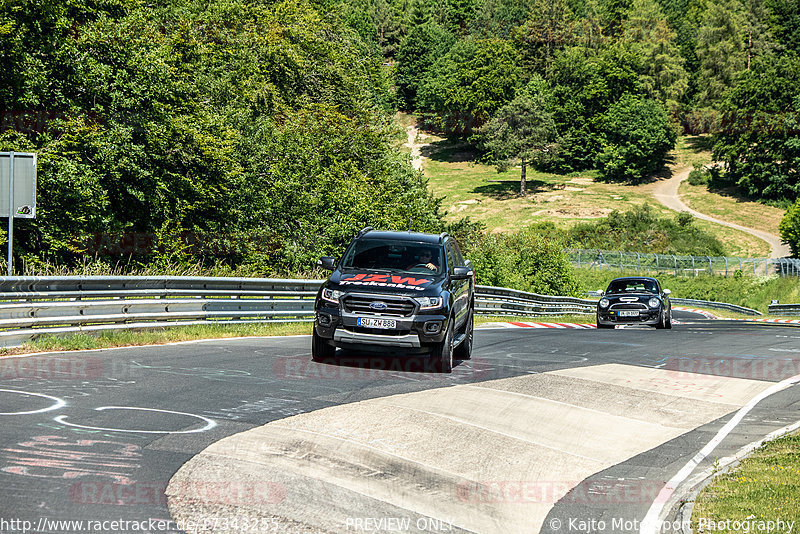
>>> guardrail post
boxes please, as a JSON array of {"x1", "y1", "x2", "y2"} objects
[
  {"x1": 673, "y1": 255, "x2": 677, "y2": 276},
  {"x1": 724, "y1": 257, "x2": 728, "y2": 276},
  {"x1": 636, "y1": 252, "x2": 640, "y2": 272}
]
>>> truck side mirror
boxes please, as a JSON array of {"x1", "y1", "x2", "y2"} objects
[
  {"x1": 319, "y1": 257, "x2": 337, "y2": 271},
  {"x1": 452, "y1": 266, "x2": 473, "y2": 280}
]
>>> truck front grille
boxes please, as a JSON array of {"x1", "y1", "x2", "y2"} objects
[{"x1": 342, "y1": 295, "x2": 416, "y2": 317}]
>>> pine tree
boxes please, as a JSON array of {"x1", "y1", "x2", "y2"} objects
[
  {"x1": 695, "y1": 0, "x2": 747, "y2": 107},
  {"x1": 621, "y1": 0, "x2": 688, "y2": 110}
]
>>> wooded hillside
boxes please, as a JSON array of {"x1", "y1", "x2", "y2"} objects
[{"x1": 2, "y1": 0, "x2": 799, "y2": 270}]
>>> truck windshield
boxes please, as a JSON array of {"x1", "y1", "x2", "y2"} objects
[{"x1": 340, "y1": 239, "x2": 442, "y2": 274}]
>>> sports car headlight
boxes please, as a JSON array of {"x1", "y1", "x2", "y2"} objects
[
  {"x1": 416, "y1": 297, "x2": 442, "y2": 310},
  {"x1": 322, "y1": 288, "x2": 344, "y2": 303},
  {"x1": 648, "y1": 297, "x2": 660, "y2": 308},
  {"x1": 599, "y1": 298, "x2": 610, "y2": 308}
]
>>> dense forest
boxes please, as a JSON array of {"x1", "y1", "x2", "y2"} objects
[{"x1": 1, "y1": 0, "x2": 799, "y2": 282}]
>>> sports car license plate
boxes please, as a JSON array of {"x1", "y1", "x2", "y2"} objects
[
  {"x1": 358, "y1": 317, "x2": 396, "y2": 329},
  {"x1": 619, "y1": 310, "x2": 639, "y2": 317}
]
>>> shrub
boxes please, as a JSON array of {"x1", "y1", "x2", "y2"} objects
[{"x1": 688, "y1": 169, "x2": 710, "y2": 186}]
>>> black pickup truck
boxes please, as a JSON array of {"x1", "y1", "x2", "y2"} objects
[{"x1": 313, "y1": 228, "x2": 475, "y2": 373}]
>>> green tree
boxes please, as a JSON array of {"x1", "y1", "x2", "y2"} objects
[
  {"x1": 514, "y1": 0, "x2": 576, "y2": 74},
  {"x1": 712, "y1": 54, "x2": 800, "y2": 201},
  {"x1": 695, "y1": 0, "x2": 747, "y2": 107},
  {"x1": 237, "y1": 105, "x2": 442, "y2": 272},
  {"x1": 764, "y1": 0, "x2": 800, "y2": 55},
  {"x1": 780, "y1": 198, "x2": 800, "y2": 257},
  {"x1": 395, "y1": 21, "x2": 455, "y2": 109},
  {"x1": 620, "y1": 0, "x2": 688, "y2": 111},
  {"x1": 478, "y1": 81, "x2": 558, "y2": 195},
  {"x1": 463, "y1": 226, "x2": 582, "y2": 295},
  {"x1": 596, "y1": 94, "x2": 677, "y2": 182},
  {"x1": 469, "y1": 0, "x2": 533, "y2": 38},
  {"x1": 371, "y1": 0, "x2": 405, "y2": 57},
  {"x1": 417, "y1": 37, "x2": 520, "y2": 132},
  {"x1": 548, "y1": 43, "x2": 643, "y2": 171}
]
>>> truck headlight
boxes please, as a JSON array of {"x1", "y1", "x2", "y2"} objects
[
  {"x1": 322, "y1": 289, "x2": 344, "y2": 303},
  {"x1": 648, "y1": 298, "x2": 660, "y2": 308},
  {"x1": 416, "y1": 297, "x2": 442, "y2": 310},
  {"x1": 599, "y1": 298, "x2": 610, "y2": 308}
]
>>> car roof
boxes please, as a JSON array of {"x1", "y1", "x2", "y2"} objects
[
  {"x1": 358, "y1": 230, "x2": 444, "y2": 245},
  {"x1": 609, "y1": 277, "x2": 659, "y2": 283}
]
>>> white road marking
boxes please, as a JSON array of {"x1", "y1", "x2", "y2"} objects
[
  {"x1": 54, "y1": 406, "x2": 217, "y2": 434},
  {"x1": 639, "y1": 372, "x2": 800, "y2": 534},
  {"x1": 0, "y1": 389, "x2": 66, "y2": 415}
]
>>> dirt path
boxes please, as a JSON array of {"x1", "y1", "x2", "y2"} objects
[
  {"x1": 653, "y1": 167, "x2": 790, "y2": 258},
  {"x1": 404, "y1": 124, "x2": 425, "y2": 171}
]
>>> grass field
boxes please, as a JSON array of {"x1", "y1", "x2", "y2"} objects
[
  {"x1": 692, "y1": 431, "x2": 800, "y2": 533},
  {"x1": 405, "y1": 115, "x2": 775, "y2": 258}
]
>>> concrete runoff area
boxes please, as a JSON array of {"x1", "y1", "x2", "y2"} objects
[{"x1": 167, "y1": 364, "x2": 773, "y2": 534}]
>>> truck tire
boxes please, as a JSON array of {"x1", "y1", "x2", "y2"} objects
[
  {"x1": 454, "y1": 309, "x2": 473, "y2": 360},
  {"x1": 431, "y1": 320, "x2": 453, "y2": 373},
  {"x1": 312, "y1": 329, "x2": 336, "y2": 362}
]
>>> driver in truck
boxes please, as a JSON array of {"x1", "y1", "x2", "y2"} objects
[{"x1": 408, "y1": 248, "x2": 439, "y2": 272}]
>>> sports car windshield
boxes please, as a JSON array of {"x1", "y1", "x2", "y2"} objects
[
  {"x1": 606, "y1": 280, "x2": 659, "y2": 294},
  {"x1": 340, "y1": 239, "x2": 443, "y2": 274}
]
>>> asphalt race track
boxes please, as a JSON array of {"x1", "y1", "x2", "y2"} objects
[{"x1": 1, "y1": 309, "x2": 800, "y2": 534}]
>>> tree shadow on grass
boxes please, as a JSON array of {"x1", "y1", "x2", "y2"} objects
[
  {"x1": 472, "y1": 179, "x2": 547, "y2": 200},
  {"x1": 421, "y1": 139, "x2": 477, "y2": 162},
  {"x1": 684, "y1": 135, "x2": 715, "y2": 152}
]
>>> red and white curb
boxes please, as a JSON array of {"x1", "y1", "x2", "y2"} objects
[
  {"x1": 481, "y1": 321, "x2": 596, "y2": 329},
  {"x1": 673, "y1": 306, "x2": 800, "y2": 324},
  {"x1": 733, "y1": 318, "x2": 800, "y2": 324}
]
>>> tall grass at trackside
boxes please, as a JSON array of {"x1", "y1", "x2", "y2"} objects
[
  {"x1": 0, "y1": 316, "x2": 595, "y2": 356},
  {"x1": 573, "y1": 268, "x2": 799, "y2": 314},
  {"x1": 0, "y1": 323, "x2": 314, "y2": 356},
  {"x1": 692, "y1": 431, "x2": 800, "y2": 533}
]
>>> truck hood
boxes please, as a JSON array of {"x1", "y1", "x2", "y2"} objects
[{"x1": 327, "y1": 269, "x2": 445, "y2": 296}]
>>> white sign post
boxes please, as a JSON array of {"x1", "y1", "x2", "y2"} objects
[{"x1": 0, "y1": 152, "x2": 37, "y2": 275}]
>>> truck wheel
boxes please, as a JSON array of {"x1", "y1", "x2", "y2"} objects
[
  {"x1": 311, "y1": 330, "x2": 336, "y2": 362},
  {"x1": 431, "y1": 320, "x2": 453, "y2": 373},
  {"x1": 454, "y1": 309, "x2": 473, "y2": 360}
]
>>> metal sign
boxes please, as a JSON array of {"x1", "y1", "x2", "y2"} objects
[
  {"x1": 1, "y1": 152, "x2": 37, "y2": 275},
  {"x1": 0, "y1": 152, "x2": 37, "y2": 218}
]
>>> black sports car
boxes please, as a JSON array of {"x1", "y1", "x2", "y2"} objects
[{"x1": 596, "y1": 276, "x2": 672, "y2": 329}]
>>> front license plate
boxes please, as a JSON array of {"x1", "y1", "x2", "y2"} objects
[
  {"x1": 618, "y1": 310, "x2": 639, "y2": 317},
  {"x1": 358, "y1": 317, "x2": 397, "y2": 329}
]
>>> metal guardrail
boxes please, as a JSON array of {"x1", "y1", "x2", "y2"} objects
[
  {"x1": 0, "y1": 276, "x2": 783, "y2": 347},
  {"x1": 0, "y1": 276, "x2": 324, "y2": 347},
  {"x1": 567, "y1": 249, "x2": 800, "y2": 277},
  {"x1": 670, "y1": 298, "x2": 761, "y2": 316},
  {"x1": 476, "y1": 285, "x2": 595, "y2": 316},
  {"x1": 768, "y1": 304, "x2": 800, "y2": 316}
]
